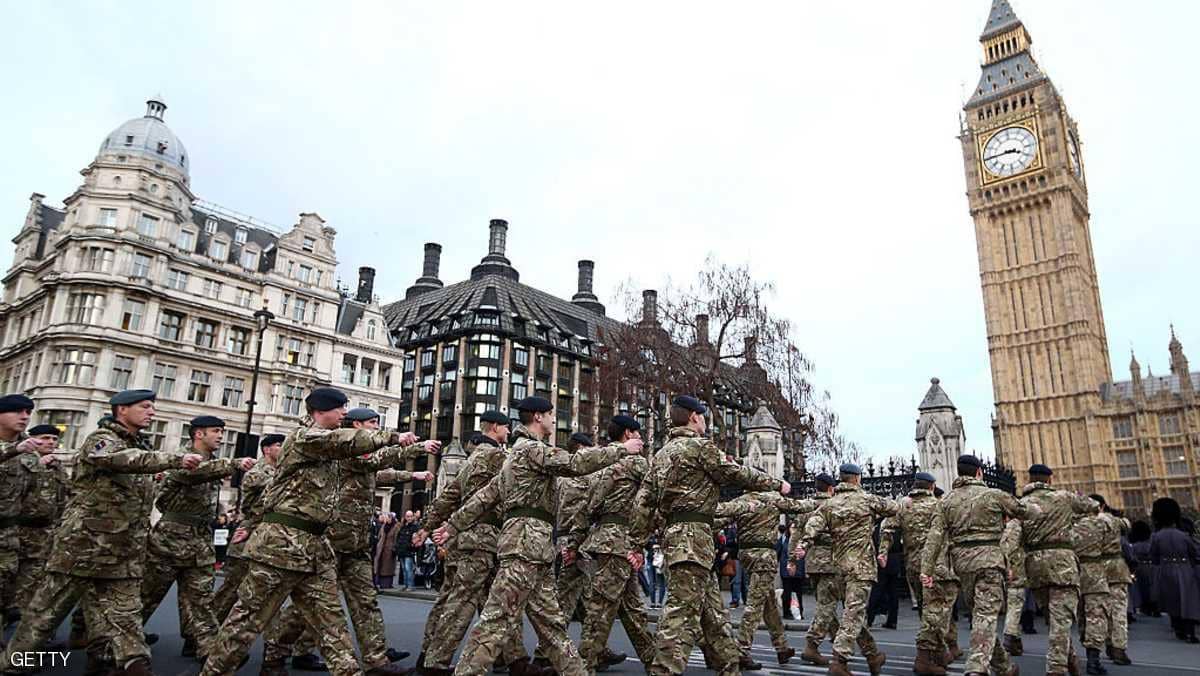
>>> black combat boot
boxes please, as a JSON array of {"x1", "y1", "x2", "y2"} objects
[
  {"x1": 259, "y1": 658, "x2": 289, "y2": 676},
  {"x1": 385, "y1": 648, "x2": 411, "y2": 663},
  {"x1": 1085, "y1": 648, "x2": 1107, "y2": 675},
  {"x1": 738, "y1": 654, "x2": 762, "y2": 671},
  {"x1": 1003, "y1": 634, "x2": 1024, "y2": 656},
  {"x1": 1109, "y1": 647, "x2": 1131, "y2": 666},
  {"x1": 116, "y1": 658, "x2": 154, "y2": 676},
  {"x1": 293, "y1": 653, "x2": 330, "y2": 672},
  {"x1": 181, "y1": 636, "x2": 197, "y2": 658}
]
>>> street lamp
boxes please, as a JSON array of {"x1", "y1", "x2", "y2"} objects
[{"x1": 235, "y1": 299, "x2": 275, "y2": 503}]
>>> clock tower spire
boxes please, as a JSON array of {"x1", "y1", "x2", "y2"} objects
[{"x1": 961, "y1": 0, "x2": 1112, "y2": 491}]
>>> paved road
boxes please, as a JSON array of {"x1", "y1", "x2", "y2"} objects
[{"x1": 18, "y1": 584, "x2": 1200, "y2": 675}]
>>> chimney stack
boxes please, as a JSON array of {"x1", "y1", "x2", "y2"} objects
[
  {"x1": 642, "y1": 290, "x2": 658, "y2": 325},
  {"x1": 488, "y1": 219, "x2": 508, "y2": 258},
  {"x1": 695, "y1": 314, "x2": 710, "y2": 346},
  {"x1": 405, "y1": 243, "x2": 445, "y2": 299},
  {"x1": 356, "y1": 266, "x2": 376, "y2": 303},
  {"x1": 471, "y1": 218, "x2": 519, "y2": 281},
  {"x1": 571, "y1": 260, "x2": 606, "y2": 315},
  {"x1": 744, "y1": 335, "x2": 758, "y2": 362}
]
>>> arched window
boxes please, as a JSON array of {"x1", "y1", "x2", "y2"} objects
[{"x1": 367, "y1": 319, "x2": 377, "y2": 340}]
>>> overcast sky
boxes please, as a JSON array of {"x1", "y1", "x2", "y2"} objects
[{"x1": 2, "y1": 1, "x2": 1196, "y2": 461}]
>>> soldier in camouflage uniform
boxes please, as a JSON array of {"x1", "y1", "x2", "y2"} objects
[
  {"x1": 795, "y1": 463, "x2": 895, "y2": 676},
  {"x1": 199, "y1": 387, "x2": 425, "y2": 676},
  {"x1": 414, "y1": 414, "x2": 534, "y2": 676},
  {"x1": 922, "y1": 455, "x2": 1036, "y2": 676},
  {"x1": 432, "y1": 396, "x2": 639, "y2": 676},
  {"x1": 1072, "y1": 500, "x2": 1112, "y2": 675},
  {"x1": 716, "y1": 488, "x2": 816, "y2": 666},
  {"x1": 629, "y1": 395, "x2": 786, "y2": 676},
  {"x1": 917, "y1": 488, "x2": 960, "y2": 672},
  {"x1": 1020, "y1": 464, "x2": 1099, "y2": 676},
  {"x1": 1, "y1": 390, "x2": 204, "y2": 676},
  {"x1": 792, "y1": 473, "x2": 838, "y2": 666},
  {"x1": 1001, "y1": 517, "x2": 1028, "y2": 656},
  {"x1": 8, "y1": 423, "x2": 72, "y2": 618},
  {"x1": 139, "y1": 415, "x2": 255, "y2": 662},
  {"x1": 1094, "y1": 495, "x2": 1132, "y2": 666},
  {"x1": 574, "y1": 416, "x2": 658, "y2": 673},
  {"x1": 0, "y1": 394, "x2": 52, "y2": 635},
  {"x1": 878, "y1": 472, "x2": 948, "y2": 674},
  {"x1": 259, "y1": 407, "x2": 436, "y2": 674}
]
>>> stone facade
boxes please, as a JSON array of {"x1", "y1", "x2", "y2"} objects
[{"x1": 914, "y1": 378, "x2": 967, "y2": 493}]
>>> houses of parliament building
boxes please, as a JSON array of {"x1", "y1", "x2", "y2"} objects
[{"x1": 962, "y1": 0, "x2": 1199, "y2": 510}]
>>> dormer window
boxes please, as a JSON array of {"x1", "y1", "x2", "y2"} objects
[
  {"x1": 302, "y1": 236, "x2": 316, "y2": 252},
  {"x1": 241, "y1": 249, "x2": 257, "y2": 270},
  {"x1": 235, "y1": 228, "x2": 247, "y2": 245},
  {"x1": 205, "y1": 217, "x2": 217, "y2": 235},
  {"x1": 210, "y1": 239, "x2": 227, "y2": 261},
  {"x1": 124, "y1": 135, "x2": 134, "y2": 146},
  {"x1": 156, "y1": 141, "x2": 168, "y2": 154},
  {"x1": 367, "y1": 320, "x2": 377, "y2": 340}
]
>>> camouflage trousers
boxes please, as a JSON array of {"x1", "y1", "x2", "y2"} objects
[
  {"x1": 649, "y1": 562, "x2": 739, "y2": 676},
  {"x1": 1002, "y1": 583, "x2": 1025, "y2": 638},
  {"x1": 1108, "y1": 585, "x2": 1129, "y2": 649},
  {"x1": 421, "y1": 549, "x2": 525, "y2": 670},
  {"x1": 959, "y1": 570, "x2": 1012, "y2": 675},
  {"x1": 0, "y1": 548, "x2": 16, "y2": 616},
  {"x1": 1081, "y1": 591, "x2": 1113, "y2": 650},
  {"x1": 263, "y1": 550, "x2": 397, "y2": 669},
  {"x1": 736, "y1": 550, "x2": 788, "y2": 654},
  {"x1": 0, "y1": 572, "x2": 149, "y2": 671},
  {"x1": 140, "y1": 554, "x2": 220, "y2": 658},
  {"x1": 10, "y1": 555, "x2": 47, "y2": 614},
  {"x1": 1033, "y1": 585, "x2": 1079, "y2": 674},
  {"x1": 830, "y1": 579, "x2": 881, "y2": 660},
  {"x1": 917, "y1": 579, "x2": 959, "y2": 654},
  {"x1": 558, "y1": 559, "x2": 591, "y2": 622},
  {"x1": 806, "y1": 573, "x2": 843, "y2": 644},
  {"x1": 213, "y1": 556, "x2": 249, "y2": 623},
  {"x1": 578, "y1": 553, "x2": 656, "y2": 670},
  {"x1": 199, "y1": 559, "x2": 359, "y2": 676},
  {"x1": 455, "y1": 556, "x2": 585, "y2": 676}
]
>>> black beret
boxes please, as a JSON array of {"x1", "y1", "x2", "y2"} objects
[
  {"x1": 814, "y1": 473, "x2": 836, "y2": 488},
  {"x1": 957, "y1": 454, "x2": 983, "y2": 469},
  {"x1": 610, "y1": 415, "x2": 640, "y2": 432},
  {"x1": 0, "y1": 394, "x2": 34, "y2": 413},
  {"x1": 189, "y1": 415, "x2": 226, "y2": 429},
  {"x1": 839, "y1": 462, "x2": 861, "y2": 476},
  {"x1": 345, "y1": 407, "x2": 380, "y2": 422},
  {"x1": 27, "y1": 424, "x2": 60, "y2": 437},
  {"x1": 260, "y1": 434, "x2": 286, "y2": 448},
  {"x1": 305, "y1": 387, "x2": 348, "y2": 412},
  {"x1": 914, "y1": 471, "x2": 936, "y2": 483},
  {"x1": 516, "y1": 396, "x2": 553, "y2": 413},
  {"x1": 1028, "y1": 463, "x2": 1053, "y2": 477},
  {"x1": 109, "y1": 389, "x2": 156, "y2": 406},
  {"x1": 480, "y1": 410, "x2": 510, "y2": 425},
  {"x1": 672, "y1": 395, "x2": 707, "y2": 415},
  {"x1": 569, "y1": 432, "x2": 593, "y2": 447}
]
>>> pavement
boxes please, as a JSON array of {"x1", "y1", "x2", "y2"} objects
[{"x1": 16, "y1": 582, "x2": 1200, "y2": 675}]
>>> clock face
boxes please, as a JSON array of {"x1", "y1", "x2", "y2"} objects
[
  {"x1": 982, "y1": 126, "x2": 1038, "y2": 177},
  {"x1": 1068, "y1": 132, "x2": 1083, "y2": 177}
]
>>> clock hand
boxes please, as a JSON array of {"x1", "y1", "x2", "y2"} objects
[{"x1": 983, "y1": 148, "x2": 1021, "y2": 162}]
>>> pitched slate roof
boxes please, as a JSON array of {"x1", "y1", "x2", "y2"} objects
[
  {"x1": 981, "y1": 0, "x2": 1022, "y2": 40},
  {"x1": 918, "y1": 377, "x2": 956, "y2": 411},
  {"x1": 1101, "y1": 373, "x2": 1200, "y2": 402},
  {"x1": 967, "y1": 51, "x2": 1046, "y2": 107},
  {"x1": 189, "y1": 205, "x2": 278, "y2": 273}
]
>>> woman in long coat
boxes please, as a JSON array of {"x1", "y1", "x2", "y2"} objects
[
  {"x1": 1150, "y1": 497, "x2": 1200, "y2": 642},
  {"x1": 373, "y1": 512, "x2": 399, "y2": 588}
]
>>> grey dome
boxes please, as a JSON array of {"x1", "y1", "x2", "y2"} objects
[{"x1": 97, "y1": 97, "x2": 188, "y2": 175}]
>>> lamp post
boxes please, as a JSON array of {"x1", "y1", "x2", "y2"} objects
[{"x1": 236, "y1": 299, "x2": 275, "y2": 505}]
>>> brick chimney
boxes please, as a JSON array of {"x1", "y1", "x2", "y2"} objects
[
  {"x1": 405, "y1": 242, "x2": 445, "y2": 299},
  {"x1": 642, "y1": 290, "x2": 658, "y2": 325},
  {"x1": 570, "y1": 260, "x2": 605, "y2": 315},
  {"x1": 356, "y1": 266, "x2": 376, "y2": 303},
  {"x1": 470, "y1": 218, "x2": 519, "y2": 281}
]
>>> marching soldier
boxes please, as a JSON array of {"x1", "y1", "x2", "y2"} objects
[
  {"x1": 917, "y1": 489, "x2": 960, "y2": 672},
  {"x1": 1072, "y1": 500, "x2": 1112, "y2": 675},
  {"x1": 715, "y1": 487, "x2": 816, "y2": 667},
  {"x1": 793, "y1": 473, "x2": 838, "y2": 666},
  {"x1": 432, "y1": 396, "x2": 639, "y2": 676},
  {"x1": 8, "y1": 423, "x2": 72, "y2": 618},
  {"x1": 795, "y1": 463, "x2": 895, "y2": 676},
  {"x1": 1094, "y1": 495, "x2": 1132, "y2": 666},
  {"x1": 575, "y1": 415, "x2": 657, "y2": 673},
  {"x1": 1000, "y1": 517, "x2": 1030, "y2": 656},
  {"x1": 414, "y1": 416, "x2": 535, "y2": 676},
  {"x1": 199, "y1": 387, "x2": 428, "y2": 676},
  {"x1": 0, "y1": 394, "x2": 51, "y2": 634},
  {"x1": 1, "y1": 389, "x2": 204, "y2": 676},
  {"x1": 921, "y1": 454, "x2": 1036, "y2": 676},
  {"x1": 629, "y1": 395, "x2": 787, "y2": 676},
  {"x1": 1019, "y1": 464, "x2": 1099, "y2": 676},
  {"x1": 139, "y1": 415, "x2": 255, "y2": 662}
]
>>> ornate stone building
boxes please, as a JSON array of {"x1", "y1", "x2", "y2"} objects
[
  {"x1": 961, "y1": 1, "x2": 1200, "y2": 508},
  {"x1": 915, "y1": 378, "x2": 967, "y2": 492}
]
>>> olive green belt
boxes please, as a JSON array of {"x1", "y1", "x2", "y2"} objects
[
  {"x1": 666, "y1": 511, "x2": 713, "y2": 526},
  {"x1": 263, "y1": 512, "x2": 327, "y2": 536},
  {"x1": 597, "y1": 514, "x2": 630, "y2": 527},
  {"x1": 740, "y1": 540, "x2": 776, "y2": 551},
  {"x1": 505, "y1": 507, "x2": 555, "y2": 525},
  {"x1": 1026, "y1": 541, "x2": 1072, "y2": 552},
  {"x1": 1079, "y1": 553, "x2": 1121, "y2": 563},
  {"x1": 160, "y1": 511, "x2": 209, "y2": 528},
  {"x1": 479, "y1": 514, "x2": 502, "y2": 528},
  {"x1": 0, "y1": 515, "x2": 52, "y2": 528},
  {"x1": 951, "y1": 538, "x2": 1000, "y2": 549}
]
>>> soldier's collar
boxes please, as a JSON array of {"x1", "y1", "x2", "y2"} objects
[
  {"x1": 511, "y1": 424, "x2": 539, "y2": 441},
  {"x1": 908, "y1": 488, "x2": 932, "y2": 497},
  {"x1": 100, "y1": 418, "x2": 144, "y2": 442},
  {"x1": 668, "y1": 427, "x2": 698, "y2": 438},
  {"x1": 1020, "y1": 481, "x2": 1052, "y2": 495},
  {"x1": 476, "y1": 436, "x2": 499, "y2": 448},
  {"x1": 952, "y1": 476, "x2": 984, "y2": 489},
  {"x1": 834, "y1": 482, "x2": 861, "y2": 493}
]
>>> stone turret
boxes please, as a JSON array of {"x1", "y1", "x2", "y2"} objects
[{"x1": 915, "y1": 377, "x2": 967, "y2": 492}]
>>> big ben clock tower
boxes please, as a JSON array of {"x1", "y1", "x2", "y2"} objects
[{"x1": 962, "y1": 0, "x2": 1113, "y2": 492}]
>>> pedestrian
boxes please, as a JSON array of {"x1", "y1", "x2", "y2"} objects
[
  {"x1": 778, "y1": 524, "x2": 804, "y2": 621},
  {"x1": 722, "y1": 524, "x2": 743, "y2": 608},
  {"x1": 212, "y1": 514, "x2": 230, "y2": 566},
  {"x1": 650, "y1": 545, "x2": 667, "y2": 608},
  {"x1": 395, "y1": 511, "x2": 419, "y2": 590},
  {"x1": 1149, "y1": 497, "x2": 1200, "y2": 643},
  {"x1": 1128, "y1": 520, "x2": 1154, "y2": 616},
  {"x1": 375, "y1": 512, "x2": 401, "y2": 589},
  {"x1": 867, "y1": 521, "x2": 901, "y2": 630},
  {"x1": 419, "y1": 535, "x2": 439, "y2": 589}
]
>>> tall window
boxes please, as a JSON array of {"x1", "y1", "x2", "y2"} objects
[
  {"x1": 202, "y1": 279, "x2": 222, "y2": 300},
  {"x1": 421, "y1": 350, "x2": 435, "y2": 369},
  {"x1": 145, "y1": 420, "x2": 168, "y2": 451},
  {"x1": 360, "y1": 358, "x2": 375, "y2": 387},
  {"x1": 380, "y1": 363, "x2": 393, "y2": 390},
  {"x1": 51, "y1": 347, "x2": 97, "y2": 385},
  {"x1": 166, "y1": 269, "x2": 189, "y2": 291},
  {"x1": 366, "y1": 320, "x2": 377, "y2": 340},
  {"x1": 65, "y1": 292, "x2": 106, "y2": 324},
  {"x1": 1160, "y1": 414, "x2": 1182, "y2": 435},
  {"x1": 98, "y1": 208, "x2": 118, "y2": 227},
  {"x1": 1117, "y1": 450, "x2": 1139, "y2": 478},
  {"x1": 137, "y1": 213, "x2": 159, "y2": 237},
  {"x1": 342, "y1": 354, "x2": 358, "y2": 383},
  {"x1": 210, "y1": 240, "x2": 227, "y2": 260},
  {"x1": 205, "y1": 217, "x2": 217, "y2": 234},
  {"x1": 235, "y1": 228, "x2": 248, "y2": 244},
  {"x1": 131, "y1": 253, "x2": 152, "y2": 278},
  {"x1": 177, "y1": 229, "x2": 195, "y2": 251},
  {"x1": 80, "y1": 247, "x2": 115, "y2": 272},
  {"x1": 1112, "y1": 417, "x2": 1133, "y2": 439},
  {"x1": 121, "y1": 298, "x2": 146, "y2": 331},
  {"x1": 222, "y1": 377, "x2": 245, "y2": 408},
  {"x1": 158, "y1": 310, "x2": 185, "y2": 341},
  {"x1": 152, "y1": 363, "x2": 178, "y2": 398},
  {"x1": 227, "y1": 326, "x2": 250, "y2": 355},
  {"x1": 510, "y1": 372, "x2": 528, "y2": 401},
  {"x1": 110, "y1": 355, "x2": 134, "y2": 389},
  {"x1": 194, "y1": 319, "x2": 218, "y2": 348},
  {"x1": 1164, "y1": 447, "x2": 1189, "y2": 476},
  {"x1": 302, "y1": 236, "x2": 316, "y2": 252},
  {"x1": 241, "y1": 250, "x2": 257, "y2": 270},
  {"x1": 283, "y1": 385, "x2": 304, "y2": 416},
  {"x1": 234, "y1": 288, "x2": 253, "y2": 308},
  {"x1": 298, "y1": 265, "x2": 313, "y2": 283},
  {"x1": 513, "y1": 346, "x2": 529, "y2": 368},
  {"x1": 187, "y1": 370, "x2": 212, "y2": 403},
  {"x1": 292, "y1": 298, "x2": 308, "y2": 322}
]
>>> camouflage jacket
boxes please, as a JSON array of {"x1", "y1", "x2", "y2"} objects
[
  {"x1": 326, "y1": 443, "x2": 424, "y2": 554},
  {"x1": 630, "y1": 427, "x2": 781, "y2": 569},
  {"x1": 245, "y1": 423, "x2": 396, "y2": 573},
  {"x1": 557, "y1": 473, "x2": 593, "y2": 551},
  {"x1": 1100, "y1": 512, "x2": 1132, "y2": 584},
  {"x1": 879, "y1": 489, "x2": 939, "y2": 573},
  {"x1": 14, "y1": 452, "x2": 72, "y2": 560},
  {"x1": 422, "y1": 437, "x2": 506, "y2": 553},
  {"x1": 922, "y1": 477, "x2": 1035, "y2": 578},
  {"x1": 448, "y1": 425, "x2": 622, "y2": 564},
  {"x1": 46, "y1": 419, "x2": 186, "y2": 579},
  {"x1": 0, "y1": 434, "x2": 30, "y2": 553},
  {"x1": 791, "y1": 493, "x2": 834, "y2": 575},
  {"x1": 1001, "y1": 519, "x2": 1026, "y2": 586},
  {"x1": 717, "y1": 492, "x2": 815, "y2": 571},
  {"x1": 228, "y1": 460, "x2": 277, "y2": 559},
  {"x1": 578, "y1": 451, "x2": 650, "y2": 556},
  {"x1": 1071, "y1": 513, "x2": 1111, "y2": 595},
  {"x1": 1019, "y1": 482, "x2": 1098, "y2": 588},
  {"x1": 799, "y1": 483, "x2": 897, "y2": 582},
  {"x1": 147, "y1": 447, "x2": 238, "y2": 567}
]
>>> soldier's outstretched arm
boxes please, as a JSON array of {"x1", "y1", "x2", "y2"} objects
[
  {"x1": 376, "y1": 469, "x2": 416, "y2": 484},
  {"x1": 699, "y1": 441, "x2": 782, "y2": 493},
  {"x1": 420, "y1": 473, "x2": 464, "y2": 533},
  {"x1": 998, "y1": 491, "x2": 1041, "y2": 520},
  {"x1": 166, "y1": 457, "x2": 239, "y2": 484},
  {"x1": 348, "y1": 442, "x2": 433, "y2": 471},
  {"x1": 878, "y1": 514, "x2": 900, "y2": 554},
  {"x1": 446, "y1": 472, "x2": 502, "y2": 534},
  {"x1": 796, "y1": 505, "x2": 827, "y2": 555},
  {"x1": 773, "y1": 494, "x2": 819, "y2": 515},
  {"x1": 84, "y1": 438, "x2": 191, "y2": 474},
  {"x1": 531, "y1": 443, "x2": 623, "y2": 477},
  {"x1": 870, "y1": 494, "x2": 900, "y2": 519},
  {"x1": 920, "y1": 507, "x2": 947, "y2": 580},
  {"x1": 293, "y1": 427, "x2": 401, "y2": 461},
  {"x1": 1071, "y1": 493, "x2": 1101, "y2": 516}
]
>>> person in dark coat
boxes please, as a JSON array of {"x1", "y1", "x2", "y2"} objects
[
  {"x1": 778, "y1": 524, "x2": 805, "y2": 620},
  {"x1": 1150, "y1": 497, "x2": 1200, "y2": 642},
  {"x1": 1128, "y1": 520, "x2": 1154, "y2": 617},
  {"x1": 866, "y1": 521, "x2": 901, "y2": 629}
]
